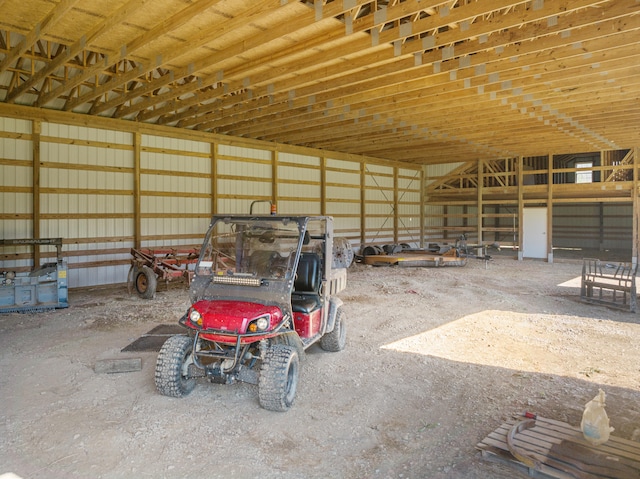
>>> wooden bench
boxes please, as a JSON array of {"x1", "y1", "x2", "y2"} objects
[{"x1": 581, "y1": 258, "x2": 638, "y2": 313}]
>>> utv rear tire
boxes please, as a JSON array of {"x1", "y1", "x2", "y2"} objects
[
  {"x1": 155, "y1": 335, "x2": 196, "y2": 397},
  {"x1": 135, "y1": 265, "x2": 157, "y2": 299},
  {"x1": 258, "y1": 345, "x2": 299, "y2": 412},
  {"x1": 320, "y1": 307, "x2": 346, "y2": 352}
]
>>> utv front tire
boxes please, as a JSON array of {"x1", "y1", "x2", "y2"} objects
[
  {"x1": 320, "y1": 307, "x2": 346, "y2": 352},
  {"x1": 258, "y1": 345, "x2": 299, "y2": 412},
  {"x1": 155, "y1": 335, "x2": 196, "y2": 397}
]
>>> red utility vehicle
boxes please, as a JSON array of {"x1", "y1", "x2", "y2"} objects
[{"x1": 155, "y1": 215, "x2": 349, "y2": 411}]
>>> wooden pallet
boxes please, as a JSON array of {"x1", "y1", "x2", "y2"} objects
[{"x1": 477, "y1": 416, "x2": 640, "y2": 478}]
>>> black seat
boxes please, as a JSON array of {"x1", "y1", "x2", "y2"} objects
[
  {"x1": 292, "y1": 253, "x2": 322, "y2": 313},
  {"x1": 247, "y1": 250, "x2": 276, "y2": 275}
]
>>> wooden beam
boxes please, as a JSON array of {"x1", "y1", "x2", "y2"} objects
[
  {"x1": 133, "y1": 132, "x2": 141, "y2": 249},
  {"x1": 65, "y1": 0, "x2": 281, "y2": 113},
  {"x1": 393, "y1": 167, "x2": 399, "y2": 244},
  {"x1": 420, "y1": 168, "x2": 425, "y2": 249},
  {"x1": 6, "y1": 0, "x2": 150, "y2": 103},
  {"x1": 547, "y1": 153, "x2": 553, "y2": 263},
  {"x1": 37, "y1": 0, "x2": 228, "y2": 108},
  {"x1": 517, "y1": 156, "x2": 524, "y2": 261},
  {"x1": 272, "y1": 149, "x2": 278, "y2": 213},
  {"x1": 211, "y1": 142, "x2": 218, "y2": 215},
  {"x1": 633, "y1": 147, "x2": 639, "y2": 264},
  {"x1": 0, "y1": 0, "x2": 80, "y2": 76},
  {"x1": 477, "y1": 159, "x2": 483, "y2": 246},
  {"x1": 320, "y1": 155, "x2": 326, "y2": 217},
  {"x1": 32, "y1": 120, "x2": 41, "y2": 265},
  {"x1": 360, "y1": 161, "x2": 366, "y2": 249}
]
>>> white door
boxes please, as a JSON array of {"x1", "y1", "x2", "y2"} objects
[{"x1": 523, "y1": 207, "x2": 547, "y2": 259}]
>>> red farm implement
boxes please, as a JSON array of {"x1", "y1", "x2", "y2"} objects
[{"x1": 128, "y1": 247, "x2": 199, "y2": 299}]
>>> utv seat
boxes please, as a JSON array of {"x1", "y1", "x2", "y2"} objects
[
  {"x1": 291, "y1": 253, "x2": 322, "y2": 314},
  {"x1": 247, "y1": 250, "x2": 277, "y2": 276}
]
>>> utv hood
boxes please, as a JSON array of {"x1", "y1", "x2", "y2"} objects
[{"x1": 191, "y1": 299, "x2": 283, "y2": 333}]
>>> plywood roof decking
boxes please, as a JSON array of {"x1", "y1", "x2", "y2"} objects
[{"x1": 1, "y1": 0, "x2": 639, "y2": 165}]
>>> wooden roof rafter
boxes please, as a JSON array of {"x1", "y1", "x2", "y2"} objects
[{"x1": 0, "y1": 0, "x2": 639, "y2": 164}]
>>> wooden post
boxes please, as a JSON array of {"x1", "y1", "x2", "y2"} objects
[
  {"x1": 32, "y1": 120, "x2": 41, "y2": 266},
  {"x1": 360, "y1": 162, "x2": 366, "y2": 249},
  {"x1": 517, "y1": 156, "x2": 524, "y2": 261},
  {"x1": 547, "y1": 153, "x2": 553, "y2": 263},
  {"x1": 211, "y1": 141, "x2": 218, "y2": 215},
  {"x1": 133, "y1": 132, "x2": 141, "y2": 249},
  {"x1": 393, "y1": 166, "x2": 399, "y2": 244},
  {"x1": 272, "y1": 149, "x2": 278, "y2": 212},
  {"x1": 633, "y1": 147, "x2": 639, "y2": 265},
  {"x1": 420, "y1": 167, "x2": 425, "y2": 249},
  {"x1": 477, "y1": 159, "x2": 483, "y2": 247},
  {"x1": 320, "y1": 155, "x2": 326, "y2": 216}
]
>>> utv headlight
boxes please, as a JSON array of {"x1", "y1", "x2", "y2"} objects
[
  {"x1": 248, "y1": 314, "x2": 270, "y2": 332},
  {"x1": 189, "y1": 308, "x2": 202, "y2": 326},
  {"x1": 256, "y1": 316, "x2": 269, "y2": 330}
]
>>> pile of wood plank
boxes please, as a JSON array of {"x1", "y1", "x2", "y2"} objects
[{"x1": 477, "y1": 415, "x2": 640, "y2": 478}]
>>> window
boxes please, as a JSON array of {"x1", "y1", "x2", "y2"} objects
[{"x1": 575, "y1": 161, "x2": 592, "y2": 184}]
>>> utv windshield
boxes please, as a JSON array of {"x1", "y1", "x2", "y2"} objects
[{"x1": 189, "y1": 216, "x2": 306, "y2": 306}]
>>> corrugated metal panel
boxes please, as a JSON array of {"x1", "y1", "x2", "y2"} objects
[
  {"x1": 277, "y1": 164, "x2": 320, "y2": 181},
  {"x1": 0, "y1": 117, "x2": 31, "y2": 134},
  {"x1": 279, "y1": 152, "x2": 319, "y2": 166},
  {"x1": 0, "y1": 117, "x2": 32, "y2": 243},
  {"x1": 326, "y1": 169, "x2": 359, "y2": 186},
  {"x1": 326, "y1": 157, "x2": 360, "y2": 171},
  {"x1": 3, "y1": 116, "x2": 433, "y2": 286},
  {"x1": 553, "y1": 203, "x2": 632, "y2": 251},
  {"x1": 276, "y1": 200, "x2": 321, "y2": 215},
  {"x1": 219, "y1": 144, "x2": 271, "y2": 161}
]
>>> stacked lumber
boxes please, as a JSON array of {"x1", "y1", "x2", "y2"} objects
[{"x1": 477, "y1": 416, "x2": 640, "y2": 478}]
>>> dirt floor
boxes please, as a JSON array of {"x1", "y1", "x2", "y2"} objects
[{"x1": 1, "y1": 256, "x2": 639, "y2": 479}]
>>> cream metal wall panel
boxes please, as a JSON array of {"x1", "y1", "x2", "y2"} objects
[
  {"x1": 0, "y1": 118, "x2": 33, "y2": 267},
  {"x1": 277, "y1": 164, "x2": 320, "y2": 182},
  {"x1": 0, "y1": 117, "x2": 31, "y2": 134},
  {"x1": 142, "y1": 150, "x2": 210, "y2": 175},
  {"x1": 72, "y1": 264, "x2": 130, "y2": 288},
  {"x1": 2, "y1": 138, "x2": 32, "y2": 160},
  {"x1": 139, "y1": 137, "x2": 212, "y2": 249},
  {"x1": 278, "y1": 183, "x2": 321, "y2": 200},
  {"x1": 217, "y1": 157, "x2": 272, "y2": 178},
  {"x1": 140, "y1": 173, "x2": 209, "y2": 196},
  {"x1": 2, "y1": 113, "x2": 427, "y2": 288},
  {"x1": 363, "y1": 164, "x2": 395, "y2": 246},
  {"x1": 326, "y1": 185, "x2": 359, "y2": 201},
  {"x1": 365, "y1": 163, "x2": 393, "y2": 175},
  {"x1": 365, "y1": 173, "x2": 394, "y2": 189},
  {"x1": 216, "y1": 178, "x2": 271, "y2": 197},
  {"x1": 140, "y1": 196, "x2": 210, "y2": 214},
  {"x1": 326, "y1": 202, "x2": 360, "y2": 215},
  {"x1": 276, "y1": 199, "x2": 321, "y2": 216},
  {"x1": 142, "y1": 134, "x2": 209, "y2": 154},
  {"x1": 217, "y1": 198, "x2": 265, "y2": 215},
  {"x1": 326, "y1": 157, "x2": 360, "y2": 171},
  {"x1": 326, "y1": 169, "x2": 359, "y2": 186},
  {"x1": 324, "y1": 158, "x2": 362, "y2": 239},
  {"x1": 218, "y1": 144, "x2": 271, "y2": 161},
  {"x1": 37, "y1": 123, "x2": 135, "y2": 288},
  {"x1": 278, "y1": 152, "x2": 319, "y2": 167},
  {"x1": 43, "y1": 123, "x2": 131, "y2": 143}
]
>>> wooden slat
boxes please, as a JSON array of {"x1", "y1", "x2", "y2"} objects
[{"x1": 477, "y1": 416, "x2": 640, "y2": 479}]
